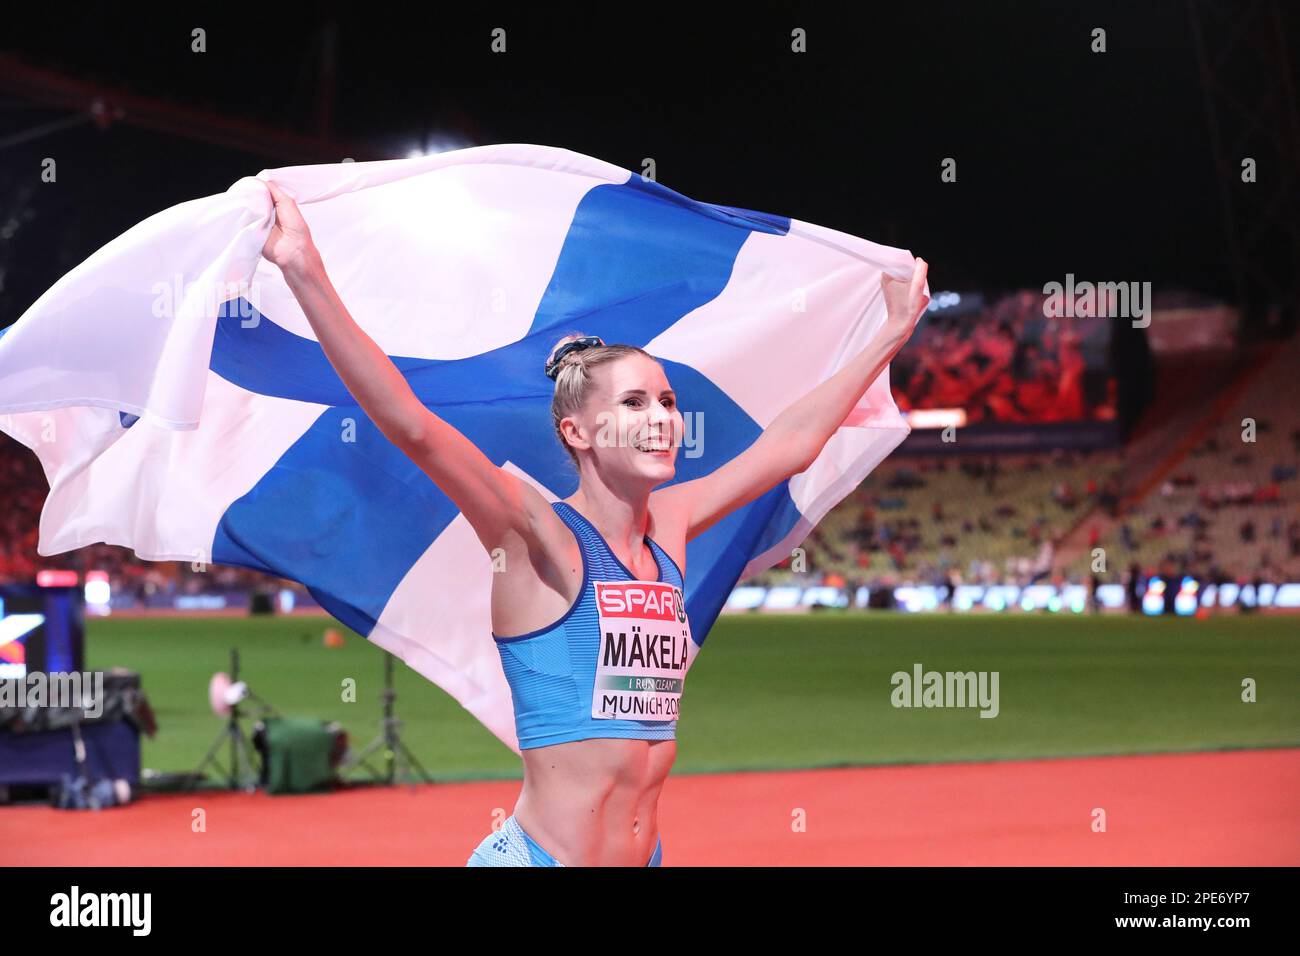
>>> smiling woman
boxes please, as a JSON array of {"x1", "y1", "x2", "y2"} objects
[{"x1": 453, "y1": 331, "x2": 694, "y2": 864}]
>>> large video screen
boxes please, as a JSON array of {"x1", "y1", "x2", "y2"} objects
[
  {"x1": 0, "y1": 585, "x2": 85, "y2": 679},
  {"x1": 891, "y1": 291, "x2": 1117, "y2": 425}
]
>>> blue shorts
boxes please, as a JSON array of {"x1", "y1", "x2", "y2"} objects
[{"x1": 466, "y1": 814, "x2": 663, "y2": 867}]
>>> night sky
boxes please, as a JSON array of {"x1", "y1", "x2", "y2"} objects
[{"x1": 3, "y1": 2, "x2": 1298, "y2": 328}]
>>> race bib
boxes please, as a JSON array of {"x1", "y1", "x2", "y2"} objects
[{"x1": 592, "y1": 580, "x2": 692, "y2": 721}]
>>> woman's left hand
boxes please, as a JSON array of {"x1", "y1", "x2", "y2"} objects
[{"x1": 881, "y1": 257, "x2": 930, "y2": 347}]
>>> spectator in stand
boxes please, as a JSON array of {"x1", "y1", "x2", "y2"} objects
[
  {"x1": 1126, "y1": 562, "x2": 1143, "y2": 613},
  {"x1": 1121, "y1": 523, "x2": 1136, "y2": 552},
  {"x1": 1099, "y1": 479, "x2": 1120, "y2": 518}
]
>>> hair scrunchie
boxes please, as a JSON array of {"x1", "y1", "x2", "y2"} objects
[{"x1": 544, "y1": 335, "x2": 606, "y2": 380}]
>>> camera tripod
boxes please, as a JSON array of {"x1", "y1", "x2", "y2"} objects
[{"x1": 341, "y1": 653, "x2": 433, "y2": 785}]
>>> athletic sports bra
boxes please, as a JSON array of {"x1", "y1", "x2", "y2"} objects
[{"x1": 492, "y1": 500, "x2": 694, "y2": 750}]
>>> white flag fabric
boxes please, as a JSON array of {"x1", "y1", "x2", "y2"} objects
[{"x1": 0, "y1": 144, "x2": 917, "y2": 752}]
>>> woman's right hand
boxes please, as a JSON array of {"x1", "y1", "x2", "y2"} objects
[
  {"x1": 261, "y1": 180, "x2": 319, "y2": 274},
  {"x1": 880, "y1": 256, "x2": 929, "y2": 349}
]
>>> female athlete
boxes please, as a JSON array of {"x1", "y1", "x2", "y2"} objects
[{"x1": 260, "y1": 179, "x2": 929, "y2": 866}]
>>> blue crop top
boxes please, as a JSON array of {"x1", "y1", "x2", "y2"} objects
[{"x1": 492, "y1": 500, "x2": 694, "y2": 750}]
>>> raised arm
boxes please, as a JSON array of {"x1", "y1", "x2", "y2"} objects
[
  {"x1": 260, "y1": 180, "x2": 548, "y2": 554},
  {"x1": 654, "y1": 258, "x2": 929, "y2": 541}
]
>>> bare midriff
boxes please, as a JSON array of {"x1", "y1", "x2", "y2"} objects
[{"x1": 512, "y1": 736, "x2": 676, "y2": 866}]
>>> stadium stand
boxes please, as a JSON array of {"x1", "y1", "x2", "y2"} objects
[
  {"x1": 752, "y1": 332, "x2": 1299, "y2": 595},
  {"x1": 751, "y1": 449, "x2": 1126, "y2": 590},
  {"x1": 1058, "y1": 333, "x2": 1300, "y2": 584}
]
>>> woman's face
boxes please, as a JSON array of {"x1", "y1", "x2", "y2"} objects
[{"x1": 567, "y1": 354, "x2": 682, "y2": 485}]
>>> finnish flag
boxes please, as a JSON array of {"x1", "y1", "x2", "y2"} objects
[{"x1": 0, "y1": 144, "x2": 916, "y2": 752}]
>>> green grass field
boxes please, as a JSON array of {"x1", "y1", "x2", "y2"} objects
[{"x1": 87, "y1": 612, "x2": 1300, "y2": 781}]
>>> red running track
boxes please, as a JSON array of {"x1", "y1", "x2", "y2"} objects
[{"x1": 4, "y1": 749, "x2": 1297, "y2": 866}]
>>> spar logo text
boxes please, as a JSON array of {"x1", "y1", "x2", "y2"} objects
[{"x1": 597, "y1": 584, "x2": 685, "y2": 622}]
